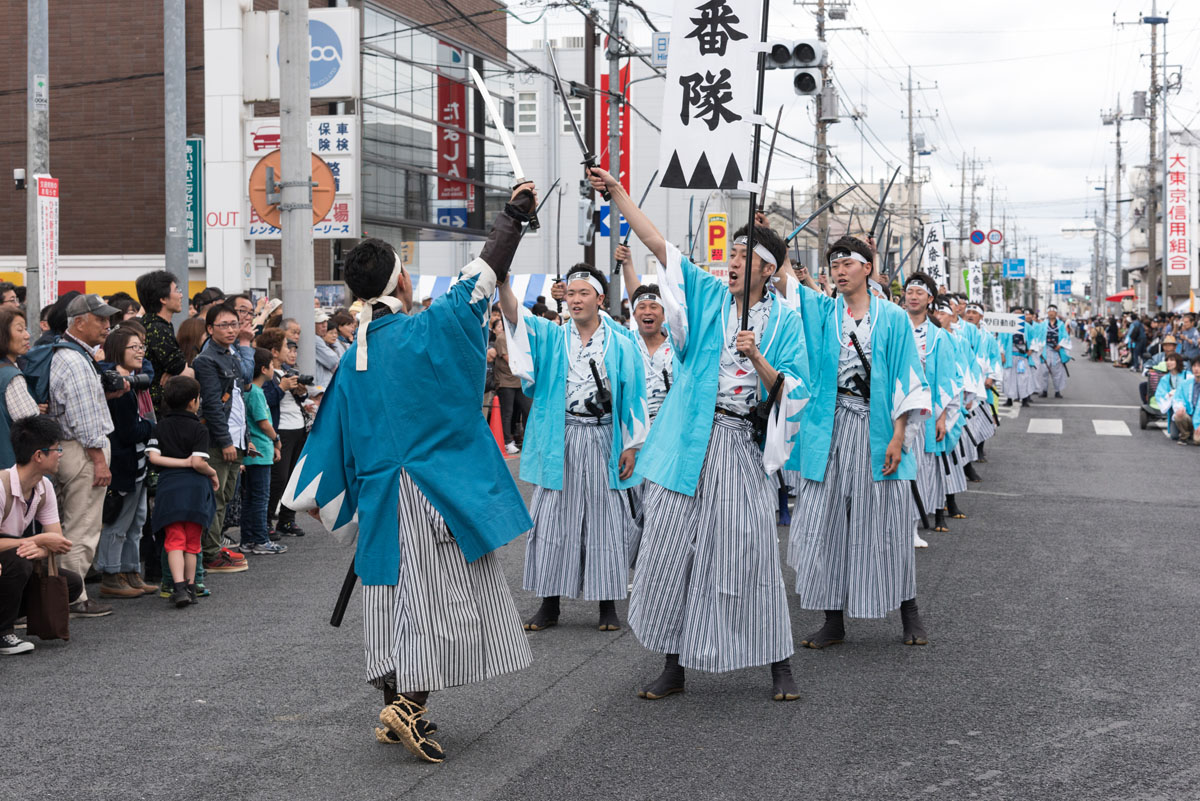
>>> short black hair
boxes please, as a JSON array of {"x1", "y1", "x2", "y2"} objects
[
  {"x1": 564, "y1": 263, "x2": 609, "y2": 296},
  {"x1": 163, "y1": 375, "x2": 202, "y2": 411},
  {"x1": 47, "y1": 291, "x2": 81, "y2": 335},
  {"x1": 0, "y1": 281, "x2": 16, "y2": 301},
  {"x1": 135, "y1": 270, "x2": 179, "y2": 315},
  {"x1": 344, "y1": 238, "x2": 397, "y2": 301},
  {"x1": 905, "y1": 271, "x2": 938, "y2": 299},
  {"x1": 253, "y1": 347, "x2": 273, "y2": 378},
  {"x1": 732, "y1": 224, "x2": 787, "y2": 271},
  {"x1": 205, "y1": 301, "x2": 237, "y2": 328},
  {"x1": 10, "y1": 414, "x2": 63, "y2": 466},
  {"x1": 39, "y1": 304, "x2": 52, "y2": 322},
  {"x1": 825, "y1": 235, "x2": 873, "y2": 267},
  {"x1": 632, "y1": 284, "x2": 662, "y2": 305}
]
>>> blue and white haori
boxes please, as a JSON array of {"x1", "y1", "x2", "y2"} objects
[
  {"x1": 506, "y1": 308, "x2": 648, "y2": 601},
  {"x1": 998, "y1": 322, "x2": 1037, "y2": 401},
  {"x1": 1041, "y1": 318, "x2": 1071, "y2": 393},
  {"x1": 628, "y1": 242, "x2": 810, "y2": 673},
  {"x1": 912, "y1": 319, "x2": 957, "y2": 515},
  {"x1": 786, "y1": 285, "x2": 931, "y2": 619},
  {"x1": 283, "y1": 258, "x2": 533, "y2": 693}
]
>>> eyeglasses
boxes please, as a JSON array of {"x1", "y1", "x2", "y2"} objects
[
  {"x1": 39, "y1": 447, "x2": 63, "y2": 454},
  {"x1": 130, "y1": 343, "x2": 147, "y2": 351},
  {"x1": 211, "y1": 321, "x2": 239, "y2": 330},
  {"x1": 1, "y1": 297, "x2": 19, "y2": 307}
]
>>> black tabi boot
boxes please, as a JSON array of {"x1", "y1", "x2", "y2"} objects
[
  {"x1": 638, "y1": 653, "x2": 686, "y2": 700},
  {"x1": 598, "y1": 600, "x2": 621, "y2": 631},
  {"x1": 934, "y1": 509, "x2": 948, "y2": 532},
  {"x1": 963, "y1": 462, "x2": 982, "y2": 483},
  {"x1": 801, "y1": 610, "x2": 845, "y2": 649},
  {"x1": 946, "y1": 494, "x2": 967, "y2": 519},
  {"x1": 1054, "y1": 391, "x2": 1062, "y2": 398},
  {"x1": 900, "y1": 598, "x2": 929, "y2": 646},
  {"x1": 1020, "y1": 397, "x2": 1032, "y2": 408},
  {"x1": 770, "y1": 659, "x2": 800, "y2": 702},
  {"x1": 378, "y1": 692, "x2": 444, "y2": 762},
  {"x1": 777, "y1": 487, "x2": 792, "y2": 526},
  {"x1": 523, "y1": 596, "x2": 560, "y2": 631},
  {"x1": 1002, "y1": 398, "x2": 1013, "y2": 407},
  {"x1": 1040, "y1": 390, "x2": 1048, "y2": 398},
  {"x1": 976, "y1": 443, "x2": 987, "y2": 463}
]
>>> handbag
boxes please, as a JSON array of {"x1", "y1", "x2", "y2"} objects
[
  {"x1": 25, "y1": 553, "x2": 71, "y2": 642},
  {"x1": 102, "y1": 487, "x2": 124, "y2": 525}
]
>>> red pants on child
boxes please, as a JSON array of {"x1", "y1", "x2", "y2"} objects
[{"x1": 164, "y1": 522, "x2": 203, "y2": 554}]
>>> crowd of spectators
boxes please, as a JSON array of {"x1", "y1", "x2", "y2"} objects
[{"x1": 0, "y1": 270, "x2": 366, "y2": 655}]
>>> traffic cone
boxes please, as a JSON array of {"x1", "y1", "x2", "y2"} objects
[{"x1": 489, "y1": 395, "x2": 506, "y2": 455}]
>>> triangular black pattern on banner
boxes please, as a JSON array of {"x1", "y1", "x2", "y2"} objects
[
  {"x1": 661, "y1": 150, "x2": 688, "y2": 188},
  {"x1": 688, "y1": 152, "x2": 717, "y2": 189},
  {"x1": 718, "y1": 155, "x2": 742, "y2": 189}
]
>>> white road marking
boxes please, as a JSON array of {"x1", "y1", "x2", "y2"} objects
[
  {"x1": 969, "y1": 490, "x2": 1022, "y2": 497},
  {"x1": 1092, "y1": 419, "x2": 1131, "y2": 436},
  {"x1": 1027, "y1": 418, "x2": 1062, "y2": 434},
  {"x1": 1052, "y1": 403, "x2": 1139, "y2": 409}
]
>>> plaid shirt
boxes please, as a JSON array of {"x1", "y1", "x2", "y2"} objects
[{"x1": 46, "y1": 332, "x2": 114, "y2": 449}]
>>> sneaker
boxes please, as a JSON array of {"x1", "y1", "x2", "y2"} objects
[
  {"x1": 220, "y1": 547, "x2": 247, "y2": 563},
  {"x1": 505, "y1": 442, "x2": 520, "y2": 455},
  {"x1": 69, "y1": 598, "x2": 114, "y2": 618},
  {"x1": 276, "y1": 521, "x2": 306, "y2": 537},
  {"x1": 220, "y1": 535, "x2": 239, "y2": 550},
  {"x1": 268, "y1": 529, "x2": 282, "y2": 542},
  {"x1": 0, "y1": 633, "x2": 34, "y2": 655},
  {"x1": 247, "y1": 541, "x2": 288, "y2": 554},
  {"x1": 914, "y1": 533, "x2": 929, "y2": 549},
  {"x1": 203, "y1": 553, "x2": 249, "y2": 573},
  {"x1": 194, "y1": 582, "x2": 211, "y2": 598}
]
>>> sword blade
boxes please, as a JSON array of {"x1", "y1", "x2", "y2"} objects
[
  {"x1": 870, "y1": 166, "x2": 902, "y2": 241},
  {"x1": 757, "y1": 105, "x2": 785, "y2": 212},
  {"x1": 468, "y1": 67, "x2": 527, "y2": 183},
  {"x1": 545, "y1": 44, "x2": 593, "y2": 163},
  {"x1": 786, "y1": 184, "x2": 858, "y2": 243}
]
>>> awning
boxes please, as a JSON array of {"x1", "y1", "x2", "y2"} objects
[{"x1": 1105, "y1": 288, "x2": 1136, "y2": 302}]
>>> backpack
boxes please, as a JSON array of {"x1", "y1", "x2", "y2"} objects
[{"x1": 21, "y1": 336, "x2": 96, "y2": 405}]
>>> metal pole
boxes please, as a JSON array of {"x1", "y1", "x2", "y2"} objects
[
  {"x1": 815, "y1": 0, "x2": 829, "y2": 263},
  {"x1": 606, "y1": 0, "x2": 622, "y2": 317},
  {"x1": 1147, "y1": 4, "x2": 1159, "y2": 312},
  {"x1": 25, "y1": 0, "x2": 49, "y2": 315},
  {"x1": 164, "y1": 0, "x2": 189, "y2": 326},
  {"x1": 1115, "y1": 103, "x2": 1123, "y2": 293},
  {"x1": 1160, "y1": 16, "x2": 1170, "y2": 311},
  {"x1": 280, "y1": 0, "x2": 316, "y2": 375}
]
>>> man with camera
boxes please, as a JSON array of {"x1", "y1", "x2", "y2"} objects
[
  {"x1": 45, "y1": 294, "x2": 123, "y2": 617},
  {"x1": 270, "y1": 336, "x2": 312, "y2": 538},
  {"x1": 192, "y1": 302, "x2": 249, "y2": 575}
]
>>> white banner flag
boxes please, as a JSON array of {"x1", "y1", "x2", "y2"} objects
[
  {"x1": 1165, "y1": 133, "x2": 1195, "y2": 280},
  {"x1": 990, "y1": 283, "x2": 1004, "y2": 312},
  {"x1": 921, "y1": 221, "x2": 946, "y2": 287},
  {"x1": 35, "y1": 175, "x2": 59, "y2": 305},
  {"x1": 658, "y1": 0, "x2": 760, "y2": 190},
  {"x1": 967, "y1": 260, "x2": 983, "y2": 303},
  {"x1": 982, "y1": 311, "x2": 1022, "y2": 333}
]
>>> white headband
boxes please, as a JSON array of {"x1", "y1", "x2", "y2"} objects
[
  {"x1": 633, "y1": 293, "x2": 661, "y2": 308},
  {"x1": 565, "y1": 271, "x2": 604, "y2": 296},
  {"x1": 355, "y1": 248, "x2": 406, "y2": 371},
  {"x1": 931, "y1": 299, "x2": 953, "y2": 314},
  {"x1": 829, "y1": 249, "x2": 870, "y2": 265},
  {"x1": 733, "y1": 236, "x2": 778, "y2": 268},
  {"x1": 904, "y1": 277, "x2": 932, "y2": 297},
  {"x1": 966, "y1": 302, "x2": 984, "y2": 313}
]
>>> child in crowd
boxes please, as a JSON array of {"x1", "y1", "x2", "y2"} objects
[
  {"x1": 147, "y1": 376, "x2": 219, "y2": 608},
  {"x1": 240, "y1": 348, "x2": 285, "y2": 555}
]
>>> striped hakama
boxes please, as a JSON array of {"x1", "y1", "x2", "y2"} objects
[
  {"x1": 1044, "y1": 347, "x2": 1068, "y2": 392},
  {"x1": 361, "y1": 471, "x2": 532, "y2": 693},
  {"x1": 942, "y1": 444, "x2": 968, "y2": 495},
  {"x1": 966, "y1": 405, "x2": 997, "y2": 444},
  {"x1": 628, "y1": 414, "x2": 793, "y2": 672},
  {"x1": 1003, "y1": 355, "x2": 1036, "y2": 400},
  {"x1": 523, "y1": 415, "x2": 639, "y2": 601},
  {"x1": 915, "y1": 438, "x2": 945, "y2": 515},
  {"x1": 789, "y1": 395, "x2": 917, "y2": 619}
]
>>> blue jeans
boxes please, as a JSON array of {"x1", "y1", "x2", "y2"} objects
[
  {"x1": 96, "y1": 482, "x2": 148, "y2": 574},
  {"x1": 239, "y1": 464, "x2": 272, "y2": 547}
]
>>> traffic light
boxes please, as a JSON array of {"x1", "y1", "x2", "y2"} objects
[{"x1": 765, "y1": 40, "x2": 825, "y2": 96}]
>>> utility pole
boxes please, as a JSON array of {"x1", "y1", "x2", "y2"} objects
[
  {"x1": 1158, "y1": 11, "x2": 1170, "y2": 311},
  {"x1": 958, "y1": 156, "x2": 967, "y2": 272},
  {"x1": 279, "y1": 0, "x2": 316, "y2": 375},
  {"x1": 583, "y1": 11, "x2": 597, "y2": 268},
  {"x1": 606, "y1": 0, "x2": 621, "y2": 317},
  {"x1": 164, "y1": 0, "x2": 189, "y2": 324},
  {"x1": 25, "y1": 0, "x2": 49, "y2": 315},
  {"x1": 987, "y1": 181, "x2": 995, "y2": 265},
  {"x1": 815, "y1": 0, "x2": 829, "y2": 262},
  {"x1": 1100, "y1": 168, "x2": 1109, "y2": 301},
  {"x1": 1147, "y1": 7, "x2": 1160, "y2": 311},
  {"x1": 902, "y1": 67, "x2": 937, "y2": 263},
  {"x1": 1113, "y1": 103, "x2": 1123, "y2": 294}
]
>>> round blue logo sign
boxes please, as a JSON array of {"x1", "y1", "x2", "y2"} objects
[
  {"x1": 276, "y1": 19, "x2": 343, "y2": 90},
  {"x1": 969, "y1": 230, "x2": 985, "y2": 245}
]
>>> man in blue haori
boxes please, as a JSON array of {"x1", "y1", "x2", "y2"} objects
[
  {"x1": 282, "y1": 184, "x2": 539, "y2": 764},
  {"x1": 591, "y1": 166, "x2": 812, "y2": 703},
  {"x1": 1037, "y1": 304, "x2": 1071, "y2": 398},
  {"x1": 786, "y1": 235, "x2": 932, "y2": 650}
]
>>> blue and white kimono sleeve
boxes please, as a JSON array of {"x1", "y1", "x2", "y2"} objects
[{"x1": 1154, "y1": 371, "x2": 1182, "y2": 412}]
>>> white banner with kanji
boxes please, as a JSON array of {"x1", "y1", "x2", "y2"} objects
[
  {"x1": 35, "y1": 175, "x2": 59, "y2": 304},
  {"x1": 967, "y1": 259, "x2": 983, "y2": 302},
  {"x1": 658, "y1": 0, "x2": 761, "y2": 190},
  {"x1": 991, "y1": 284, "x2": 1004, "y2": 312},
  {"x1": 1165, "y1": 134, "x2": 1195, "y2": 279},
  {"x1": 921, "y1": 221, "x2": 947, "y2": 288}
]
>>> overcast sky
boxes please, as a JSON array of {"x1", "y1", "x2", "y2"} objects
[{"x1": 508, "y1": 0, "x2": 1200, "y2": 269}]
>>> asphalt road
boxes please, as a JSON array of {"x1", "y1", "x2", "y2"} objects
[{"x1": 7, "y1": 352, "x2": 1200, "y2": 801}]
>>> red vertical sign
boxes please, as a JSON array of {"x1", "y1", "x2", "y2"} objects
[
  {"x1": 600, "y1": 64, "x2": 631, "y2": 192},
  {"x1": 436, "y1": 75, "x2": 467, "y2": 200}
]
